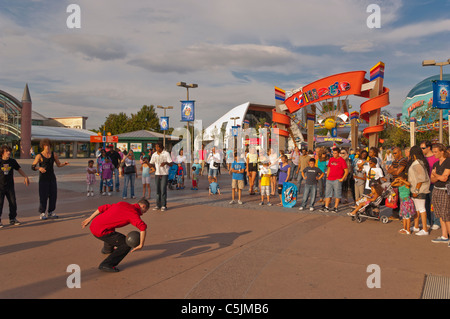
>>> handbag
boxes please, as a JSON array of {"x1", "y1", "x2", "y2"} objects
[
  {"x1": 385, "y1": 192, "x2": 398, "y2": 209},
  {"x1": 124, "y1": 165, "x2": 136, "y2": 174}
]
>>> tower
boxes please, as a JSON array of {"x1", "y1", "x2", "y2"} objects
[{"x1": 20, "y1": 84, "x2": 32, "y2": 159}]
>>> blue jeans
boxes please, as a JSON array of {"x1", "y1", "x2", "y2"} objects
[
  {"x1": 301, "y1": 184, "x2": 317, "y2": 208},
  {"x1": 155, "y1": 175, "x2": 168, "y2": 208},
  {"x1": 296, "y1": 173, "x2": 304, "y2": 195},
  {"x1": 113, "y1": 167, "x2": 120, "y2": 191},
  {"x1": 122, "y1": 173, "x2": 135, "y2": 198}
]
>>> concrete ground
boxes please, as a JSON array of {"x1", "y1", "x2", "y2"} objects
[{"x1": 0, "y1": 158, "x2": 449, "y2": 300}]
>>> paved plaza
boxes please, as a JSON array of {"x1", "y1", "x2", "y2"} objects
[{"x1": 1, "y1": 158, "x2": 450, "y2": 300}]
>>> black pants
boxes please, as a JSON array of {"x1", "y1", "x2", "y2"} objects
[
  {"x1": 0, "y1": 187, "x2": 17, "y2": 220},
  {"x1": 96, "y1": 232, "x2": 131, "y2": 267},
  {"x1": 39, "y1": 178, "x2": 57, "y2": 213}
]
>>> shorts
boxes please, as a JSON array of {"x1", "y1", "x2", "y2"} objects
[
  {"x1": 232, "y1": 179, "x2": 244, "y2": 190},
  {"x1": 432, "y1": 188, "x2": 450, "y2": 221},
  {"x1": 412, "y1": 197, "x2": 426, "y2": 213},
  {"x1": 260, "y1": 185, "x2": 270, "y2": 196},
  {"x1": 142, "y1": 175, "x2": 151, "y2": 184},
  {"x1": 325, "y1": 179, "x2": 342, "y2": 199},
  {"x1": 208, "y1": 168, "x2": 218, "y2": 177},
  {"x1": 400, "y1": 198, "x2": 416, "y2": 219},
  {"x1": 103, "y1": 179, "x2": 113, "y2": 188},
  {"x1": 248, "y1": 163, "x2": 258, "y2": 172},
  {"x1": 176, "y1": 175, "x2": 183, "y2": 184}
]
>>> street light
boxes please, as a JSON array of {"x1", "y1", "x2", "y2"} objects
[
  {"x1": 422, "y1": 58, "x2": 450, "y2": 144},
  {"x1": 230, "y1": 117, "x2": 240, "y2": 153},
  {"x1": 157, "y1": 105, "x2": 173, "y2": 148},
  {"x1": 177, "y1": 82, "x2": 198, "y2": 178}
]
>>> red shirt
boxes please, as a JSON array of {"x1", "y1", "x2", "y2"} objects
[
  {"x1": 327, "y1": 156, "x2": 348, "y2": 181},
  {"x1": 90, "y1": 202, "x2": 147, "y2": 238}
]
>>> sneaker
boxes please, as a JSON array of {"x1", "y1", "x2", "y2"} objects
[
  {"x1": 238, "y1": 200, "x2": 243, "y2": 205},
  {"x1": 332, "y1": 207, "x2": 338, "y2": 213},
  {"x1": 310, "y1": 207, "x2": 314, "y2": 211},
  {"x1": 0, "y1": 222, "x2": 3, "y2": 228},
  {"x1": 431, "y1": 236, "x2": 449, "y2": 243},
  {"x1": 47, "y1": 212, "x2": 59, "y2": 219},
  {"x1": 98, "y1": 265, "x2": 120, "y2": 272},
  {"x1": 131, "y1": 196, "x2": 136, "y2": 199},
  {"x1": 415, "y1": 229, "x2": 429, "y2": 236},
  {"x1": 108, "y1": 192, "x2": 111, "y2": 196},
  {"x1": 40, "y1": 213, "x2": 47, "y2": 220},
  {"x1": 102, "y1": 192, "x2": 106, "y2": 196},
  {"x1": 90, "y1": 192, "x2": 94, "y2": 197},
  {"x1": 87, "y1": 192, "x2": 90, "y2": 197},
  {"x1": 298, "y1": 206, "x2": 304, "y2": 211},
  {"x1": 431, "y1": 224, "x2": 441, "y2": 230},
  {"x1": 152, "y1": 206, "x2": 160, "y2": 211},
  {"x1": 259, "y1": 202, "x2": 264, "y2": 206},
  {"x1": 320, "y1": 207, "x2": 330, "y2": 212},
  {"x1": 9, "y1": 219, "x2": 20, "y2": 226},
  {"x1": 411, "y1": 227, "x2": 420, "y2": 232},
  {"x1": 161, "y1": 206, "x2": 167, "y2": 212},
  {"x1": 267, "y1": 202, "x2": 272, "y2": 206},
  {"x1": 229, "y1": 200, "x2": 235, "y2": 205}
]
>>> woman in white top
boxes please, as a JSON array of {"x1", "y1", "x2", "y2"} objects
[
  {"x1": 408, "y1": 145, "x2": 431, "y2": 236},
  {"x1": 269, "y1": 148, "x2": 280, "y2": 196},
  {"x1": 176, "y1": 149, "x2": 187, "y2": 188}
]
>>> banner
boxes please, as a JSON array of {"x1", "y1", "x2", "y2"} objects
[
  {"x1": 160, "y1": 116, "x2": 169, "y2": 131},
  {"x1": 284, "y1": 71, "x2": 367, "y2": 113},
  {"x1": 433, "y1": 80, "x2": 450, "y2": 109},
  {"x1": 181, "y1": 100, "x2": 195, "y2": 121}
]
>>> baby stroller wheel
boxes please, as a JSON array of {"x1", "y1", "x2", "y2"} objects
[
  {"x1": 356, "y1": 214, "x2": 363, "y2": 223},
  {"x1": 381, "y1": 215, "x2": 389, "y2": 224}
]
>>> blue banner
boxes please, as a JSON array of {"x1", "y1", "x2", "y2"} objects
[
  {"x1": 160, "y1": 116, "x2": 169, "y2": 131},
  {"x1": 181, "y1": 100, "x2": 195, "y2": 121},
  {"x1": 433, "y1": 80, "x2": 450, "y2": 109}
]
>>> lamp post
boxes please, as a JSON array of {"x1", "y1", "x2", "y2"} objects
[
  {"x1": 230, "y1": 116, "x2": 240, "y2": 153},
  {"x1": 177, "y1": 82, "x2": 198, "y2": 177},
  {"x1": 422, "y1": 58, "x2": 450, "y2": 144},
  {"x1": 157, "y1": 105, "x2": 173, "y2": 148}
]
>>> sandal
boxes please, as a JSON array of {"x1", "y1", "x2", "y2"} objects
[
  {"x1": 398, "y1": 229, "x2": 410, "y2": 235},
  {"x1": 347, "y1": 212, "x2": 356, "y2": 216}
]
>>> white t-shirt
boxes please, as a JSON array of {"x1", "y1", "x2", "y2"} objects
[
  {"x1": 208, "y1": 152, "x2": 221, "y2": 170},
  {"x1": 176, "y1": 155, "x2": 186, "y2": 164},
  {"x1": 150, "y1": 150, "x2": 173, "y2": 175},
  {"x1": 363, "y1": 166, "x2": 384, "y2": 190}
]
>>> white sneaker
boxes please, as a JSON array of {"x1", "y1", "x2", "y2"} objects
[
  {"x1": 415, "y1": 229, "x2": 429, "y2": 236},
  {"x1": 229, "y1": 200, "x2": 235, "y2": 205},
  {"x1": 298, "y1": 206, "x2": 304, "y2": 211},
  {"x1": 431, "y1": 224, "x2": 441, "y2": 230},
  {"x1": 310, "y1": 207, "x2": 314, "y2": 211},
  {"x1": 40, "y1": 213, "x2": 47, "y2": 220},
  {"x1": 87, "y1": 192, "x2": 90, "y2": 197},
  {"x1": 102, "y1": 192, "x2": 106, "y2": 196},
  {"x1": 108, "y1": 192, "x2": 111, "y2": 196},
  {"x1": 238, "y1": 200, "x2": 243, "y2": 205}
]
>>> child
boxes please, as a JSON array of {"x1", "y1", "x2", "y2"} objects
[
  {"x1": 86, "y1": 160, "x2": 96, "y2": 197},
  {"x1": 392, "y1": 173, "x2": 416, "y2": 235},
  {"x1": 176, "y1": 162, "x2": 184, "y2": 190},
  {"x1": 277, "y1": 155, "x2": 291, "y2": 206},
  {"x1": 259, "y1": 161, "x2": 272, "y2": 206},
  {"x1": 141, "y1": 157, "x2": 154, "y2": 199},
  {"x1": 209, "y1": 176, "x2": 221, "y2": 195},
  {"x1": 101, "y1": 157, "x2": 114, "y2": 196},
  {"x1": 299, "y1": 158, "x2": 324, "y2": 211},
  {"x1": 191, "y1": 159, "x2": 202, "y2": 190},
  {"x1": 230, "y1": 152, "x2": 245, "y2": 204},
  {"x1": 347, "y1": 179, "x2": 384, "y2": 216}
]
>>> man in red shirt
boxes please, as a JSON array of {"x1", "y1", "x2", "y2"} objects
[
  {"x1": 81, "y1": 199, "x2": 150, "y2": 272},
  {"x1": 321, "y1": 148, "x2": 348, "y2": 213}
]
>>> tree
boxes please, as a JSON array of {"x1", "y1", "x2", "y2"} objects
[{"x1": 98, "y1": 105, "x2": 164, "y2": 134}]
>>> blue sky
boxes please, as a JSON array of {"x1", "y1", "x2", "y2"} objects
[{"x1": 0, "y1": 0, "x2": 449, "y2": 130}]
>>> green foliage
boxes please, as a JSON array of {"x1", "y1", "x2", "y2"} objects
[{"x1": 100, "y1": 105, "x2": 164, "y2": 134}]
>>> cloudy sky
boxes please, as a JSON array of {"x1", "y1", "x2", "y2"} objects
[{"x1": 1, "y1": 0, "x2": 449, "y2": 130}]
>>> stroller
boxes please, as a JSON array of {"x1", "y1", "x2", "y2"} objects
[
  {"x1": 168, "y1": 164, "x2": 178, "y2": 190},
  {"x1": 350, "y1": 181, "x2": 393, "y2": 224}
]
